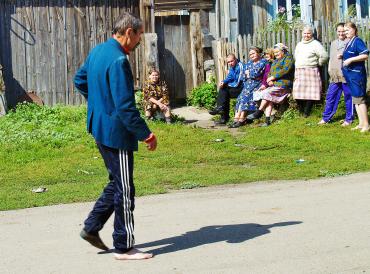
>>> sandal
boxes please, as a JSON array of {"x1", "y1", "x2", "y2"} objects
[
  {"x1": 351, "y1": 125, "x2": 362, "y2": 131},
  {"x1": 341, "y1": 121, "x2": 352, "y2": 127},
  {"x1": 360, "y1": 127, "x2": 369, "y2": 133}
]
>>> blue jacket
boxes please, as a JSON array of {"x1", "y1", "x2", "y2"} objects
[
  {"x1": 74, "y1": 38, "x2": 151, "y2": 151},
  {"x1": 223, "y1": 60, "x2": 244, "y2": 87}
]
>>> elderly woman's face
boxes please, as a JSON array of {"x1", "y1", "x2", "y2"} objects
[
  {"x1": 149, "y1": 71, "x2": 160, "y2": 83},
  {"x1": 303, "y1": 29, "x2": 313, "y2": 41},
  {"x1": 273, "y1": 49, "x2": 284, "y2": 59},
  {"x1": 344, "y1": 26, "x2": 356, "y2": 39},
  {"x1": 249, "y1": 49, "x2": 260, "y2": 62}
]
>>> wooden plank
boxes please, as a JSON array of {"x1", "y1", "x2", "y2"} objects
[
  {"x1": 190, "y1": 12, "x2": 202, "y2": 88},
  {"x1": 223, "y1": 0, "x2": 230, "y2": 41}
]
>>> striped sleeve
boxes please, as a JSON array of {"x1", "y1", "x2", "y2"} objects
[{"x1": 356, "y1": 38, "x2": 369, "y2": 55}]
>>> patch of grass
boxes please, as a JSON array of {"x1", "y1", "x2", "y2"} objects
[{"x1": 0, "y1": 103, "x2": 369, "y2": 210}]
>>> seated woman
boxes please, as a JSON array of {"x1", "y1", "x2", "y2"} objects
[
  {"x1": 247, "y1": 43, "x2": 295, "y2": 126},
  {"x1": 230, "y1": 47, "x2": 267, "y2": 128},
  {"x1": 253, "y1": 48, "x2": 275, "y2": 102},
  {"x1": 142, "y1": 68, "x2": 171, "y2": 124}
]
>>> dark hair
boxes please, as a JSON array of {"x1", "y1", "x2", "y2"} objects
[
  {"x1": 345, "y1": 22, "x2": 358, "y2": 35},
  {"x1": 112, "y1": 11, "x2": 143, "y2": 35},
  {"x1": 336, "y1": 22, "x2": 345, "y2": 29},
  {"x1": 250, "y1": 46, "x2": 263, "y2": 55}
]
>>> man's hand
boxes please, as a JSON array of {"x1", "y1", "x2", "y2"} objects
[{"x1": 144, "y1": 133, "x2": 157, "y2": 151}]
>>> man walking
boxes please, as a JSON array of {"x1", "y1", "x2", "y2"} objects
[
  {"x1": 74, "y1": 11, "x2": 157, "y2": 260},
  {"x1": 209, "y1": 53, "x2": 244, "y2": 124},
  {"x1": 318, "y1": 23, "x2": 354, "y2": 126}
]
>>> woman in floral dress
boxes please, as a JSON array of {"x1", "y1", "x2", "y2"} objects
[
  {"x1": 142, "y1": 68, "x2": 171, "y2": 123},
  {"x1": 230, "y1": 47, "x2": 267, "y2": 128}
]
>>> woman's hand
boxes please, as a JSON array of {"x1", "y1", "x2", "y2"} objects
[
  {"x1": 337, "y1": 54, "x2": 343, "y2": 59},
  {"x1": 266, "y1": 76, "x2": 275, "y2": 83},
  {"x1": 245, "y1": 70, "x2": 250, "y2": 78},
  {"x1": 343, "y1": 58, "x2": 352, "y2": 67},
  {"x1": 259, "y1": 84, "x2": 267, "y2": 90},
  {"x1": 159, "y1": 103, "x2": 168, "y2": 111}
]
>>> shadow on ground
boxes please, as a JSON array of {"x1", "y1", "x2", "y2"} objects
[{"x1": 135, "y1": 221, "x2": 302, "y2": 256}]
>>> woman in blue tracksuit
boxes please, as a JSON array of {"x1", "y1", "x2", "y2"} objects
[{"x1": 342, "y1": 22, "x2": 369, "y2": 132}]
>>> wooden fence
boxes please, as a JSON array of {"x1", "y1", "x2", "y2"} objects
[
  {"x1": 0, "y1": 1, "x2": 141, "y2": 108},
  {"x1": 214, "y1": 18, "x2": 370, "y2": 86}
]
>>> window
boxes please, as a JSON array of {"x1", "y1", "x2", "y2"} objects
[
  {"x1": 276, "y1": 0, "x2": 301, "y2": 20},
  {"x1": 359, "y1": 0, "x2": 369, "y2": 18},
  {"x1": 345, "y1": 0, "x2": 369, "y2": 18}
]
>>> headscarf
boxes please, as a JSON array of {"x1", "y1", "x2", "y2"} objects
[{"x1": 273, "y1": 43, "x2": 288, "y2": 52}]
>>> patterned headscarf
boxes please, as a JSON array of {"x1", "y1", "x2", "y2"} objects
[{"x1": 273, "y1": 43, "x2": 288, "y2": 52}]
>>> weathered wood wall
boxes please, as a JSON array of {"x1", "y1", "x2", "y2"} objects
[
  {"x1": 312, "y1": 0, "x2": 340, "y2": 23},
  {"x1": 0, "y1": 0, "x2": 141, "y2": 108}
]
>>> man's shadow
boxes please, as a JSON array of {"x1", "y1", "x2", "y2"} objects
[{"x1": 135, "y1": 221, "x2": 302, "y2": 256}]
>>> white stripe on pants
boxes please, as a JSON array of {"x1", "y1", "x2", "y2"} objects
[{"x1": 119, "y1": 150, "x2": 134, "y2": 248}]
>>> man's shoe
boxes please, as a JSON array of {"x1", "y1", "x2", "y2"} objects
[
  {"x1": 209, "y1": 106, "x2": 224, "y2": 115},
  {"x1": 80, "y1": 229, "x2": 109, "y2": 251},
  {"x1": 214, "y1": 118, "x2": 227, "y2": 125}
]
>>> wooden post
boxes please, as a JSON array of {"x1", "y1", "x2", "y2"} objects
[
  {"x1": 140, "y1": 0, "x2": 153, "y2": 32},
  {"x1": 0, "y1": 64, "x2": 6, "y2": 116},
  {"x1": 224, "y1": 0, "x2": 230, "y2": 41},
  {"x1": 189, "y1": 12, "x2": 204, "y2": 89},
  {"x1": 142, "y1": 33, "x2": 158, "y2": 86},
  {"x1": 215, "y1": 0, "x2": 220, "y2": 39}
]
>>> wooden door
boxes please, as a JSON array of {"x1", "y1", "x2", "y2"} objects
[{"x1": 155, "y1": 15, "x2": 193, "y2": 105}]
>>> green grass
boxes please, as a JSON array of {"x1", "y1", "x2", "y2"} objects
[{"x1": 0, "y1": 103, "x2": 369, "y2": 210}]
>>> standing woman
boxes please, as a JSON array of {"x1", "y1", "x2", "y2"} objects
[
  {"x1": 342, "y1": 22, "x2": 369, "y2": 132},
  {"x1": 293, "y1": 26, "x2": 328, "y2": 117}
]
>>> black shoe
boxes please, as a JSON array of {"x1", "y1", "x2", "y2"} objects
[
  {"x1": 80, "y1": 229, "x2": 109, "y2": 251},
  {"x1": 260, "y1": 122, "x2": 270, "y2": 127},
  {"x1": 214, "y1": 118, "x2": 227, "y2": 125},
  {"x1": 165, "y1": 117, "x2": 172, "y2": 124},
  {"x1": 229, "y1": 121, "x2": 242, "y2": 128},
  {"x1": 246, "y1": 110, "x2": 263, "y2": 120},
  {"x1": 209, "y1": 106, "x2": 224, "y2": 115}
]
